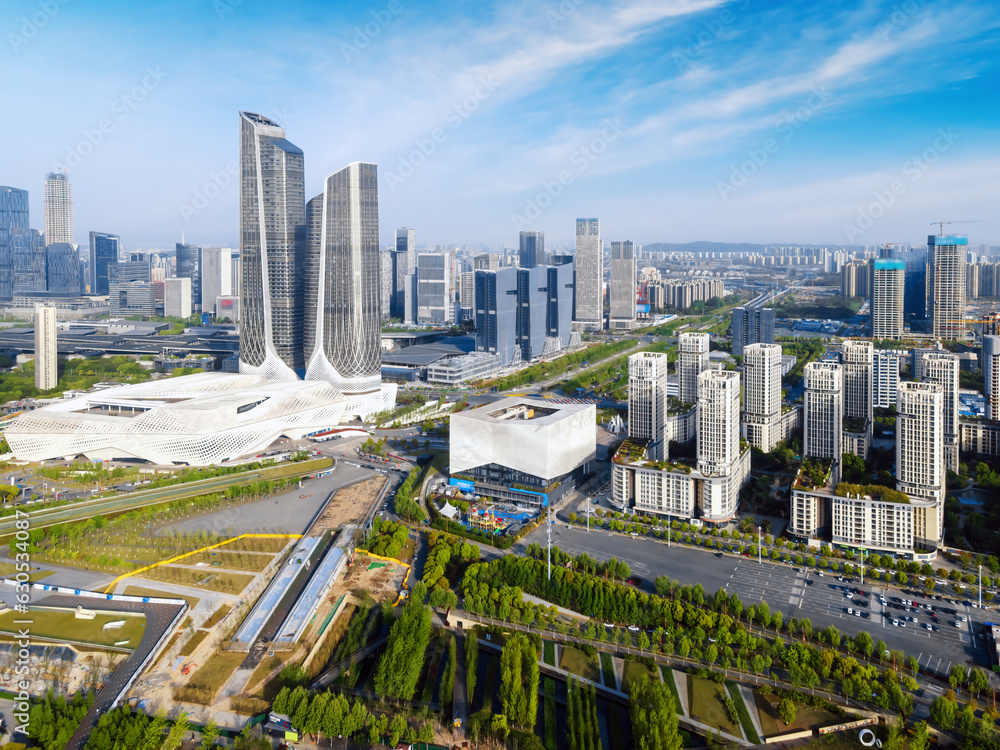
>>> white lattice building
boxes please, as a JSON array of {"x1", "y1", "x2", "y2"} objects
[{"x1": 4, "y1": 372, "x2": 353, "y2": 465}]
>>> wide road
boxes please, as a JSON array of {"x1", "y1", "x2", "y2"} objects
[{"x1": 519, "y1": 524, "x2": 991, "y2": 678}]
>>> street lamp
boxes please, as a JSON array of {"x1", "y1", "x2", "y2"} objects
[
  {"x1": 980, "y1": 565, "x2": 983, "y2": 608},
  {"x1": 758, "y1": 526, "x2": 762, "y2": 565}
]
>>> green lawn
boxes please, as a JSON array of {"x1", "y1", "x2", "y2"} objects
[
  {"x1": 139, "y1": 565, "x2": 254, "y2": 594},
  {"x1": 755, "y1": 692, "x2": 841, "y2": 737},
  {"x1": 620, "y1": 660, "x2": 658, "y2": 693},
  {"x1": 179, "y1": 630, "x2": 209, "y2": 657},
  {"x1": 122, "y1": 584, "x2": 200, "y2": 610},
  {"x1": 183, "y1": 550, "x2": 274, "y2": 572},
  {"x1": 201, "y1": 604, "x2": 233, "y2": 630},
  {"x1": 660, "y1": 666, "x2": 683, "y2": 714},
  {"x1": 599, "y1": 651, "x2": 617, "y2": 689},
  {"x1": 559, "y1": 646, "x2": 599, "y2": 682},
  {"x1": 542, "y1": 640, "x2": 556, "y2": 666},
  {"x1": 174, "y1": 649, "x2": 247, "y2": 705},
  {"x1": 687, "y1": 676, "x2": 739, "y2": 736},
  {"x1": 726, "y1": 682, "x2": 761, "y2": 744},
  {"x1": 0, "y1": 609, "x2": 145, "y2": 648}
]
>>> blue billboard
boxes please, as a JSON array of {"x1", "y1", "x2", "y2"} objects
[{"x1": 449, "y1": 478, "x2": 475, "y2": 492}]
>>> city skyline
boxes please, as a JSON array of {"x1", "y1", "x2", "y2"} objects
[{"x1": 1, "y1": 0, "x2": 998, "y2": 249}]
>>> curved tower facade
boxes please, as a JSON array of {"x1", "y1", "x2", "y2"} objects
[
  {"x1": 238, "y1": 111, "x2": 305, "y2": 381},
  {"x1": 304, "y1": 162, "x2": 382, "y2": 396}
]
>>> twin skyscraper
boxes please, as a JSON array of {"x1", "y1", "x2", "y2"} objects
[{"x1": 238, "y1": 111, "x2": 392, "y2": 415}]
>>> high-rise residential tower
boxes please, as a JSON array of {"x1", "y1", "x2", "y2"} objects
[
  {"x1": 697, "y1": 370, "x2": 748, "y2": 523},
  {"x1": 841, "y1": 340, "x2": 873, "y2": 458},
  {"x1": 89, "y1": 232, "x2": 119, "y2": 296},
  {"x1": 628, "y1": 351, "x2": 669, "y2": 458},
  {"x1": 43, "y1": 172, "x2": 73, "y2": 245},
  {"x1": 238, "y1": 111, "x2": 305, "y2": 380},
  {"x1": 574, "y1": 218, "x2": 603, "y2": 330},
  {"x1": 677, "y1": 332, "x2": 710, "y2": 406},
  {"x1": 896, "y1": 381, "x2": 945, "y2": 548},
  {"x1": 803, "y1": 361, "x2": 843, "y2": 460},
  {"x1": 34, "y1": 305, "x2": 57, "y2": 390},
  {"x1": 985, "y1": 336, "x2": 1000, "y2": 421},
  {"x1": 741, "y1": 342, "x2": 782, "y2": 452},
  {"x1": 916, "y1": 350, "x2": 960, "y2": 472},
  {"x1": 303, "y1": 162, "x2": 382, "y2": 401},
  {"x1": 609, "y1": 240, "x2": 637, "y2": 330},
  {"x1": 873, "y1": 349, "x2": 901, "y2": 408},
  {"x1": 518, "y1": 231, "x2": 544, "y2": 269},
  {"x1": 0, "y1": 186, "x2": 30, "y2": 300},
  {"x1": 928, "y1": 234, "x2": 968, "y2": 341},
  {"x1": 870, "y1": 258, "x2": 905, "y2": 339}
]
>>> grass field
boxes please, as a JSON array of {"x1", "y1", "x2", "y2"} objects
[
  {"x1": 179, "y1": 630, "x2": 209, "y2": 657},
  {"x1": 139, "y1": 565, "x2": 254, "y2": 594},
  {"x1": 223, "y1": 536, "x2": 292, "y2": 553},
  {"x1": 122, "y1": 584, "x2": 201, "y2": 610},
  {"x1": 660, "y1": 666, "x2": 682, "y2": 713},
  {"x1": 542, "y1": 640, "x2": 555, "y2": 666},
  {"x1": 755, "y1": 693, "x2": 840, "y2": 737},
  {"x1": 687, "y1": 676, "x2": 739, "y2": 736},
  {"x1": 560, "y1": 646, "x2": 599, "y2": 682},
  {"x1": 0, "y1": 609, "x2": 145, "y2": 648},
  {"x1": 183, "y1": 550, "x2": 274, "y2": 572},
  {"x1": 726, "y1": 682, "x2": 761, "y2": 744},
  {"x1": 202, "y1": 604, "x2": 233, "y2": 630},
  {"x1": 599, "y1": 652, "x2": 617, "y2": 689},
  {"x1": 174, "y1": 649, "x2": 247, "y2": 705},
  {"x1": 620, "y1": 660, "x2": 658, "y2": 693}
]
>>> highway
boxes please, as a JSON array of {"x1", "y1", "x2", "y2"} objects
[{"x1": 519, "y1": 523, "x2": 992, "y2": 678}]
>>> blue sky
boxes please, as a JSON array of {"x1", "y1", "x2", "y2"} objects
[{"x1": 2, "y1": 0, "x2": 998, "y2": 250}]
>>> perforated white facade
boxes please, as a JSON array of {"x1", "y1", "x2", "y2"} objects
[{"x1": 4, "y1": 372, "x2": 349, "y2": 466}]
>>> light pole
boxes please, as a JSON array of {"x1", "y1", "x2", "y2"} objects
[
  {"x1": 860, "y1": 547, "x2": 864, "y2": 587},
  {"x1": 980, "y1": 565, "x2": 983, "y2": 608},
  {"x1": 668, "y1": 518, "x2": 671, "y2": 548},
  {"x1": 758, "y1": 526, "x2": 762, "y2": 565},
  {"x1": 586, "y1": 498, "x2": 591, "y2": 532}
]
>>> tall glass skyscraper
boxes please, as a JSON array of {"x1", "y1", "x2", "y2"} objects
[
  {"x1": 89, "y1": 231, "x2": 119, "y2": 296},
  {"x1": 176, "y1": 242, "x2": 202, "y2": 310},
  {"x1": 518, "y1": 231, "x2": 544, "y2": 269},
  {"x1": 0, "y1": 187, "x2": 30, "y2": 300},
  {"x1": 238, "y1": 111, "x2": 305, "y2": 380},
  {"x1": 303, "y1": 162, "x2": 381, "y2": 396},
  {"x1": 928, "y1": 234, "x2": 968, "y2": 341},
  {"x1": 44, "y1": 172, "x2": 73, "y2": 245},
  {"x1": 609, "y1": 240, "x2": 637, "y2": 330},
  {"x1": 574, "y1": 218, "x2": 602, "y2": 330},
  {"x1": 13, "y1": 228, "x2": 46, "y2": 295}
]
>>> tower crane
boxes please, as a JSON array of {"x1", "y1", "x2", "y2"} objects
[{"x1": 930, "y1": 220, "x2": 981, "y2": 236}]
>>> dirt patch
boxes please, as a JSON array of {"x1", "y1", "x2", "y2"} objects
[{"x1": 308, "y1": 475, "x2": 388, "y2": 534}]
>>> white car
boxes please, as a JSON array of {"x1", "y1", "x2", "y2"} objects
[
  {"x1": 848, "y1": 608, "x2": 854, "y2": 616},
  {"x1": 892, "y1": 618, "x2": 899, "y2": 626},
  {"x1": 955, "y1": 621, "x2": 963, "y2": 627},
  {"x1": 628, "y1": 626, "x2": 640, "y2": 632}
]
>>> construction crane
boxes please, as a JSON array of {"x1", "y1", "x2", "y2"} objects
[{"x1": 930, "y1": 220, "x2": 981, "y2": 235}]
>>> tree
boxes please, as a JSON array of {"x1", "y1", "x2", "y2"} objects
[
  {"x1": 629, "y1": 675, "x2": 681, "y2": 750},
  {"x1": 855, "y1": 631, "x2": 874, "y2": 662},
  {"x1": 909, "y1": 721, "x2": 931, "y2": 750},
  {"x1": 388, "y1": 714, "x2": 407, "y2": 746},
  {"x1": 199, "y1": 719, "x2": 220, "y2": 750},
  {"x1": 777, "y1": 698, "x2": 796, "y2": 725},
  {"x1": 929, "y1": 695, "x2": 957, "y2": 730},
  {"x1": 949, "y1": 664, "x2": 967, "y2": 693},
  {"x1": 841, "y1": 452, "x2": 866, "y2": 483}
]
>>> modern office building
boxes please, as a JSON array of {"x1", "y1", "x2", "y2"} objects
[
  {"x1": 89, "y1": 231, "x2": 119, "y2": 296},
  {"x1": 44, "y1": 243, "x2": 82, "y2": 296},
  {"x1": 898, "y1": 245, "x2": 928, "y2": 324},
  {"x1": 33, "y1": 304, "x2": 57, "y2": 391},
  {"x1": 870, "y1": 258, "x2": 905, "y2": 339},
  {"x1": 0, "y1": 186, "x2": 30, "y2": 301},
  {"x1": 803, "y1": 362, "x2": 843, "y2": 460},
  {"x1": 379, "y1": 249, "x2": 394, "y2": 322},
  {"x1": 303, "y1": 162, "x2": 392, "y2": 416},
  {"x1": 628, "y1": 351, "x2": 669, "y2": 458},
  {"x1": 697, "y1": 370, "x2": 749, "y2": 523},
  {"x1": 390, "y1": 228, "x2": 416, "y2": 319},
  {"x1": 238, "y1": 110, "x2": 305, "y2": 380},
  {"x1": 608, "y1": 240, "x2": 637, "y2": 330},
  {"x1": 916, "y1": 350, "x2": 960, "y2": 473},
  {"x1": 201, "y1": 247, "x2": 233, "y2": 315},
  {"x1": 873, "y1": 349, "x2": 901, "y2": 408},
  {"x1": 13, "y1": 228, "x2": 46, "y2": 296},
  {"x1": 841, "y1": 340, "x2": 873, "y2": 458},
  {"x1": 458, "y1": 270, "x2": 475, "y2": 322},
  {"x1": 517, "y1": 265, "x2": 548, "y2": 361},
  {"x1": 574, "y1": 218, "x2": 603, "y2": 330},
  {"x1": 928, "y1": 234, "x2": 968, "y2": 340},
  {"x1": 175, "y1": 242, "x2": 202, "y2": 310},
  {"x1": 677, "y1": 332, "x2": 710, "y2": 406},
  {"x1": 985, "y1": 336, "x2": 1000, "y2": 421},
  {"x1": 732, "y1": 306, "x2": 775, "y2": 356},
  {"x1": 518, "y1": 231, "x2": 544, "y2": 269},
  {"x1": 546, "y1": 263, "x2": 574, "y2": 348},
  {"x1": 896, "y1": 381, "x2": 946, "y2": 543},
  {"x1": 414, "y1": 252, "x2": 453, "y2": 324},
  {"x1": 473, "y1": 253, "x2": 500, "y2": 272},
  {"x1": 741, "y1": 342, "x2": 782, "y2": 452},
  {"x1": 449, "y1": 397, "x2": 596, "y2": 507},
  {"x1": 164, "y1": 277, "x2": 192, "y2": 318},
  {"x1": 474, "y1": 267, "x2": 519, "y2": 366},
  {"x1": 43, "y1": 172, "x2": 73, "y2": 245}
]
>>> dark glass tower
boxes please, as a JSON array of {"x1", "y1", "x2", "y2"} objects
[
  {"x1": 0, "y1": 186, "x2": 29, "y2": 301},
  {"x1": 175, "y1": 242, "x2": 202, "y2": 310},
  {"x1": 89, "y1": 231, "x2": 119, "y2": 296},
  {"x1": 238, "y1": 111, "x2": 305, "y2": 380}
]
